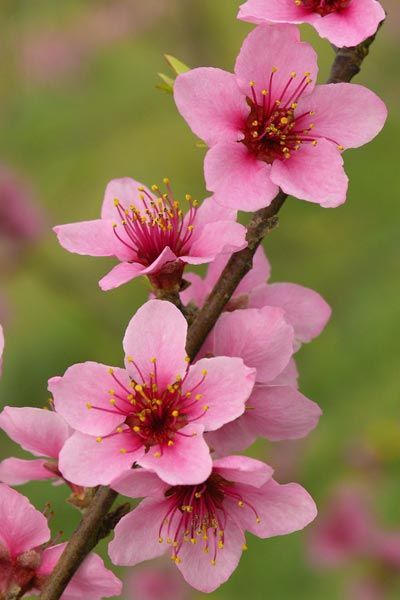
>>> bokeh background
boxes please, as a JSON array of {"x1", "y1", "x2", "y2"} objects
[{"x1": 0, "y1": 1, "x2": 399, "y2": 598}]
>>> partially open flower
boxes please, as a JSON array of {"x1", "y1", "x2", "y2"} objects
[
  {"x1": 54, "y1": 177, "x2": 247, "y2": 292},
  {"x1": 238, "y1": 0, "x2": 385, "y2": 48},
  {"x1": 0, "y1": 484, "x2": 121, "y2": 599},
  {"x1": 109, "y1": 456, "x2": 317, "y2": 593},
  {"x1": 174, "y1": 24, "x2": 387, "y2": 211},
  {"x1": 50, "y1": 300, "x2": 255, "y2": 487}
]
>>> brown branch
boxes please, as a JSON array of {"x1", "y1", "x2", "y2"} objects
[{"x1": 39, "y1": 28, "x2": 382, "y2": 600}]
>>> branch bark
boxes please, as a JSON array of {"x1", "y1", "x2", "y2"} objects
[{"x1": 39, "y1": 28, "x2": 382, "y2": 600}]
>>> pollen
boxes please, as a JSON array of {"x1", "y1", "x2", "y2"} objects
[
  {"x1": 96, "y1": 437, "x2": 102, "y2": 443},
  {"x1": 86, "y1": 403, "x2": 92, "y2": 410},
  {"x1": 171, "y1": 410, "x2": 179, "y2": 417},
  {"x1": 119, "y1": 448, "x2": 127, "y2": 454}
]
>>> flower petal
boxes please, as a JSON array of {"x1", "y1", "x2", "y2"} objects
[
  {"x1": 0, "y1": 406, "x2": 70, "y2": 458},
  {"x1": 111, "y1": 469, "x2": 168, "y2": 498},
  {"x1": 271, "y1": 138, "x2": 349, "y2": 208},
  {"x1": 174, "y1": 68, "x2": 247, "y2": 146},
  {"x1": 138, "y1": 424, "x2": 212, "y2": 486},
  {"x1": 210, "y1": 306, "x2": 294, "y2": 383},
  {"x1": 0, "y1": 458, "x2": 56, "y2": 485},
  {"x1": 249, "y1": 282, "x2": 331, "y2": 344},
  {"x1": 123, "y1": 300, "x2": 188, "y2": 389},
  {"x1": 213, "y1": 455, "x2": 274, "y2": 488},
  {"x1": 99, "y1": 262, "x2": 147, "y2": 291},
  {"x1": 183, "y1": 357, "x2": 255, "y2": 431},
  {"x1": 234, "y1": 24, "x2": 318, "y2": 103},
  {"x1": 245, "y1": 384, "x2": 322, "y2": 441},
  {"x1": 205, "y1": 142, "x2": 279, "y2": 212},
  {"x1": 177, "y1": 516, "x2": 245, "y2": 593},
  {"x1": 58, "y1": 431, "x2": 143, "y2": 487},
  {"x1": 101, "y1": 177, "x2": 155, "y2": 219},
  {"x1": 186, "y1": 220, "x2": 247, "y2": 261},
  {"x1": 108, "y1": 498, "x2": 169, "y2": 566},
  {"x1": 49, "y1": 363, "x2": 129, "y2": 436},
  {"x1": 238, "y1": 0, "x2": 313, "y2": 24},
  {"x1": 0, "y1": 483, "x2": 50, "y2": 556},
  {"x1": 296, "y1": 83, "x2": 387, "y2": 150},
  {"x1": 53, "y1": 220, "x2": 123, "y2": 258}
]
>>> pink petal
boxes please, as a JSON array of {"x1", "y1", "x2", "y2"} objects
[
  {"x1": 39, "y1": 544, "x2": 122, "y2": 600},
  {"x1": 296, "y1": 83, "x2": 387, "y2": 150},
  {"x1": 238, "y1": 0, "x2": 313, "y2": 23},
  {"x1": 186, "y1": 220, "x2": 247, "y2": 262},
  {"x1": 58, "y1": 431, "x2": 143, "y2": 487},
  {"x1": 205, "y1": 142, "x2": 279, "y2": 212},
  {"x1": 192, "y1": 196, "x2": 237, "y2": 225},
  {"x1": 49, "y1": 362, "x2": 128, "y2": 436},
  {"x1": 234, "y1": 24, "x2": 318, "y2": 103},
  {"x1": 0, "y1": 458, "x2": 56, "y2": 485},
  {"x1": 206, "y1": 418, "x2": 257, "y2": 456},
  {"x1": 108, "y1": 498, "x2": 169, "y2": 565},
  {"x1": 210, "y1": 306, "x2": 294, "y2": 383},
  {"x1": 0, "y1": 406, "x2": 70, "y2": 458},
  {"x1": 0, "y1": 483, "x2": 50, "y2": 556},
  {"x1": 232, "y1": 478, "x2": 317, "y2": 538},
  {"x1": 180, "y1": 272, "x2": 209, "y2": 307},
  {"x1": 53, "y1": 220, "x2": 123, "y2": 258},
  {"x1": 123, "y1": 300, "x2": 188, "y2": 389},
  {"x1": 174, "y1": 68, "x2": 247, "y2": 147},
  {"x1": 138, "y1": 424, "x2": 212, "y2": 486},
  {"x1": 183, "y1": 357, "x2": 255, "y2": 431},
  {"x1": 269, "y1": 358, "x2": 298, "y2": 387},
  {"x1": 245, "y1": 384, "x2": 322, "y2": 441},
  {"x1": 271, "y1": 138, "x2": 349, "y2": 208},
  {"x1": 313, "y1": 0, "x2": 385, "y2": 47},
  {"x1": 249, "y1": 282, "x2": 332, "y2": 344},
  {"x1": 99, "y1": 261, "x2": 147, "y2": 291},
  {"x1": 101, "y1": 177, "x2": 155, "y2": 219},
  {"x1": 177, "y1": 517, "x2": 245, "y2": 593},
  {"x1": 213, "y1": 455, "x2": 274, "y2": 488},
  {"x1": 111, "y1": 469, "x2": 168, "y2": 498}
]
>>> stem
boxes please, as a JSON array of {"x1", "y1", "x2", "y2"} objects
[{"x1": 39, "y1": 28, "x2": 382, "y2": 600}]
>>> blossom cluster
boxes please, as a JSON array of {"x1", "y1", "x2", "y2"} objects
[{"x1": 0, "y1": 2, "x2": 387, "y2": 598}]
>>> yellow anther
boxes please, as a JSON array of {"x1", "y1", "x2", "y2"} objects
[
  {"x1": 309, "y1": 111, "x2": 315, "y2": 116},
  {"x1": 218, "y1": 541, "x2": 224, "y2": 549},
  {"x1": 113, "y1": 199, "x2": 119, "y2": 206},
  {"x1": 137, "y1": 186, "x2": 145, "y2": 192},
  {"x1": 338, "y1": 145, "x2": 344, "y2": 151},
  {"x1": 185, "y1": 391, "x2": 192, "y2": 398},
  {"x1": 242, "y1": 543, "x2": 248, "y2": 551},
  {"x1": 96, "y1": 437, "x2": 102, "y2": 443},
  {"x1": 261, "y1": 89, "x2": 268, "y2": 96},
  {"x1": 238, "y1": 500, "x2": 244, "y2": 508},
  {"x1": 192, "y1": 199, "x2": 199, "y2": 207},
  {"x1": 211, "y1": 559, "x2": 217, "y2": 566},
  {"x1": 272, "y1": 66, "x2": 278, "y2": 73},
  {"x1": 252, "y1": 131, "x2": 258, "y2": 138},
  {"x1": 132, "y1": 426, "x2": 140, "y2": 432},
  {"x1": 167, "y1": 440, "x2": 174, "y2": 447},
  {"x1": 151, "y1": 184, "x2": 159, "y2": 192},
  {"x1": 120, "y1": 448, "x2": 127, "y2": 454},
  {"x1": 304, "y1": 71, "x2": 311, "y2": 77},
  {"x1": 187, "y1": 225, "x2": 194, "y2": 231},
  {"x1": 167, "y1": 538, "x2": 173, "y2": 544},
  {"x1": 158, "y1": 537, "x2": 163, "y2": 543},
  {"x1": 195, "y1": 492, "x2": 202, "y2": 499},
  {"x1": 185, "y1": 355, "x2": 191, "y2": 363},
  {"x1": 86, "y1": 403, "x2": 92, "y2": 410},
  {"x1": 116, "y1": 427, "x2": 123, "y2": 433},
  {"x1": 150, "y1": 357, "x2": 157, "y2": 363},
  {"x1": 185, "y1": 194, "x2": 192, "y2": 201},
  {"x1": 290, "y1": 71, "x2": 297, "y2": 78},
  {"x1": 203, "y1": 405, "x2": 209, "y2": 411},
  {"x1": 190, "y1": 538, "x2": 197, "y2": 544},
  {"x1": 163, "y1": 177, "x2": 170, "y2": 185},
  {"x1": 135, "y1": 384, "x2": 143, "y2": 392},
  {"x1": 127, "y1": 394, "x2": 134, "y2": 401},
  {"x1": 195, "y1": 394, "x2": 202, "y2": 401},
  {"x1": 256, "y1": 517, "x2": 261, "y2": 524},
  {"x1": 154, "y1": 451, "x2": 161, "y2": 458},
  {"x1": 291, "y1": 103, "x2": 298, "y2": 109},
  {"x1": 108, "y1": 368, "x2": 114, "y2": 375},
  {"x1": 109, "y1": 398, "x2": 116, "y2": 406},
  {"x1": 201, "y1": 369, "x2": 207, "y2": 376},
  {"x1": 109, "y1": 389, "x2": 115, "y2": 395},
  {"x1": 171, "y1": 410, "x2": 179, "y2": 417},
  {"x1": 249, "y1": 80, "x2": 255, "y2": 87},
  {"x1": 252, "y1": 120, "x2": 259, "y2": 127},
  {"x1": 312, "y1": 140, "x2": 318, "y2": 146},
  {"x1": 280, "y1": 117, "x2": 289, "y2": 125}
]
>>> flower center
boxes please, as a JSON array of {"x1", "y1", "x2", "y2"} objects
[
  {"x1": 294, "y1": 0, "x2": 352, "y2": 16},
  {"x1": 87, "y1": 359, "x2": 209, "y2": 455},
  {"x1": 157, "y1": 473, "x2": 260, "y2": 566},
  {"x1": 112, "y1": 179, "x2": 198, "y2": 266},
  {"x1": 0, "y1": 546, "x2": 41, "y2": 597},
  {"x1": 242, "y1": 69, "x2": 341, "y2": 163}
]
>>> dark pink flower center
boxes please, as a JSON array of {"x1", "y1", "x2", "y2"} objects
[
  {"x1": 112, "y1": 180, "x2": 198, "y2": 266},
  {"x1": 87, "y1": 359, "x2": 209, "y2": 456},
  {"x1": 157, "y1": 472, "x2": 260, "y2": 566},
  {"x1": 0, "y1": 545, "x2": 41, "y2": 597},
  {"x1": 242, "y1": 69, "x2": 341, "y2": 162},
  {"x1": 294, "y1": 0, "x2": 352, "y2": 16}
]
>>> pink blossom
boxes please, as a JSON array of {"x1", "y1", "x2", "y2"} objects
[
  {"x1": 238, "y1": 0, "x2": 385, "y2": 48},
  {"x1": 0, "y1": 407, "x2": 86, "y2": 500},
  {"x1": 50, "y1": 300, "x2": 256, "y2": 487},
  {"x1": 182, "y1": 246, "x2": 331, "y2": 348},
  {"x1": 0, "y1": 484, "x2": 121, "y2": 599},
  {"x1": 54, "y1": 178, "x2": 247, "y2": 291},
  {"x1": 198, "y1": 305, "x2": 321, "y2": 454},
  {"x1": 308, "y1": 486, "x2": 374, "y2": 566},
  {"x1": 174, "y1": 24, "x2": 387, "y2": 211},
  {"x1": 109, "y1": 456, "x2": 317, "y2": 592},
  {"x1": 124, "y1": 563, "x2": 190, "y2": 600}
]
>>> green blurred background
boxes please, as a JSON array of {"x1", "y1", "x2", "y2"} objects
[{"x1": 0, "y1": 1, "x2": 399, "y2": 598}]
